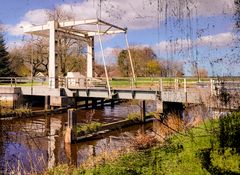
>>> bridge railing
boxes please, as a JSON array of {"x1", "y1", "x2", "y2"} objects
[
  {"x1": 0, "y1": 77, "x2": 47, "y2": 87},
  {"x1": 2, "y1": 76, "x2": 239, "y2": 95}
]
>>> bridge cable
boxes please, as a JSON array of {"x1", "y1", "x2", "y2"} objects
[
  {"x1": 124, "y1": 32, "x2": 136, "y2": 82},
  {"x1": 96, "y1": 23, "x2": 111, "y2": 97}
]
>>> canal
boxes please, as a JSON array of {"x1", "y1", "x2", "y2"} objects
[{"x1": 0, "y1": 101, "x2": 156, "y2": 174}]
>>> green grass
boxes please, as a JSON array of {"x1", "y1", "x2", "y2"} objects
[
  {"x1": 46, "y1": 117, "x2": 240, "y2": 175},
  {"x1": 76, "y1": 122, "x2": 103, "y2": 135},
  {"x1": 0, "y1": 107, "x2": 32, "y2": 117},
  {"x1": 127, "y1": 112, "x2": 142, "y2": 121},
  {"x1": 76, "y1": 119, "x2": 239, "y2": 175},
  {"x1": 76, "y1": 120, "x2": 216, "y2": 175},
  {"x1": 110, "y1": 77, "x2": 211, "y2": 88}
]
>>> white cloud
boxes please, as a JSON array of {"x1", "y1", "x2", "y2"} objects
[
  {"x1": 6, "y1": 9, "x2": 49, "y2": 36},
  {"x1": 7, "y1": 21, "x2": 31, "y2": 36},
  {"x1": 24, "y1": 9, "x2": 50, "y2": 25},
  {"x1": 196, "y1": 32, "x2": 235, "y2": 48},
  {"x1": 6, "y1": 0, "x2": 236, "y2": 36},
  {"x1": 95, "y1": 47, "x2": 119, "y2": 64},
  {"x1": 6, "y1": 40, "x2": 25, "y2": 51},
  {"x1": 154, "y1": 32, "x2": 236, "y2": 53}
]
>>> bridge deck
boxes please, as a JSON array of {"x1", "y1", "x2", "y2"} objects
[{"x1": 1, "y1": 77, "x2": 239, "y2": 106}]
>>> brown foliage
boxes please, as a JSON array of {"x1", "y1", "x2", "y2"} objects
[{"x1": 130, "y1": 132, "x2": 157, "y2": 150}]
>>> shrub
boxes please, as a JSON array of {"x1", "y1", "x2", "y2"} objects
[
  {"x1": 130, "y1": 132, "x2": 157, "y2": 150},
  {"x1": 219, "y1": 112, "x2": 240, "y2": 153}
]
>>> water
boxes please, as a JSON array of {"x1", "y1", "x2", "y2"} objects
[{"x1": 0, "y1": 101, "x2": 156, "y2": 174}]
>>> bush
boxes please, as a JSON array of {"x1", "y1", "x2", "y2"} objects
[{"x1": 219, "y1": 112, "x2": 240, "y2": 153}]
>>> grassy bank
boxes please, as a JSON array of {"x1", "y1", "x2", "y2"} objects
[
  {"x1": 46, "y1": 113, "x2": 240, "y2": 175},
  {"x1": 0, "y1": 106, "x2": 32, "y2": 118}
]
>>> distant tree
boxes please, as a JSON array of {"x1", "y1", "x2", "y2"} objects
[
  {"x1": 9, "y1": 47, "x2": 30, "y2": 76},
  {"x1": 0, "y1": 32, "x2": 14, "y2": 76},
  {"x1": 117, "y1": 47, "x2": 159, "y2": 77},
  {"x1": 146, "y1": 60, "x2": 161, "y2": 77},
  {"x1": 65, "y1": 55, "x2": 86, "y2": 75},
  {"x1": 94, "y1": 64, "x2": 120, "y2": 77},
  {"x1": 161, "y1": 60, "x2": 184, "y2": 77},
  {"x1": 95, "y1": 64, "x2": 105, "y2": 77},
  {"x1": 197, "y1": 68, "x2": 208, "y2": 78},
  {"x1": 117, "y1": 50, "x2": 130, "y2": 76}
]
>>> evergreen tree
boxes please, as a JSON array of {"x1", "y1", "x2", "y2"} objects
[{"x1": 0, "y1": 32, "x2": 13, "y2": 76}]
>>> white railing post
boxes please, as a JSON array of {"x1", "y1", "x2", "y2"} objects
[
  {"x1": 159, "y1": 78, "x2": 163, "y2": 91},
  {"x1": 131, "y1": 77, "x2": 134, "y2": 90},
  {"x1": 184, "y1": 78, "x2": 187, "y2": 93},
  {"x1": 175, "y1": 78, "x2": 178, "y2": 90},
  {"x1": 210, "y1": 79, "x2": 214, "y2": 96},
  {"x1": 10, "y1": 78, "x2": 13, "y2": 87},
  {"x1": 184, "y1": 78, "x2": 187, "y2": 102}
]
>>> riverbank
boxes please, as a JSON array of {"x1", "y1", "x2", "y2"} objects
[{"x1": 46, "y1": 112, "x2": 240, "y2": 175}]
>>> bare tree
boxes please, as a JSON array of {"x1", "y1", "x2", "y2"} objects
[
  {"x1": 23, "y1": 38, "x2": 49, "y2": 76},
  {"x1": 46, "y1": 7, "x2": 86, "y2": 76}
]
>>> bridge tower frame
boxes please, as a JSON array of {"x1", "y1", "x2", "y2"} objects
[{"x1": 24, "y1": 19, "x2": 134, "y2": 91}]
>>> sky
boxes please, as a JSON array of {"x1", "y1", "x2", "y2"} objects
[{"x1": 0, "y1": 0, "x2": 239, "y2": 76}]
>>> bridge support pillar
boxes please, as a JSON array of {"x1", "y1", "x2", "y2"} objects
[
  {"x1": 111, "y1": 99, "x2": 115, "y2": 108},
  {"x1": 156, "y1": 100, "x2": 163, "y2": 114},
  {"x1": 100, "y1": 99, "x2": 104, "y2": 108},
  {"x1": 65, "y1": 109, "x2": 77, "y2": 143},
  {"x1": 48, "y1": 21, "x2": 58, "y2": 89},
  {"x1": 85, "y1": 99, "x2": 89, "y2": 109},
  {"x1": 140, "y1": 100, "x2": 146, "y2": 122},
  {"x1": 74, "y1": 97, "x2": 78, "y2": 108},
  {"x1": 65, "y1": 143, "x2": 77, "y2": 166},
  {"x1": 92, "y1": 99, "x2": 97, "y2": 109},
  {"x1": 87, "y1": 37, "x2": 94, "y2": 78},
  {"x1": 44, "y1": 95, "x2": 50, "y2": 110}
]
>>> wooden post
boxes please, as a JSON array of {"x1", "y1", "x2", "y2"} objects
[
  {"x1": 89, "y1": 145, "x2": 96, "y2": 157},
  {"x1": 140, "y1": 100, "x2": 146, "y2": 122},
  {"x1": 65, "y1": 143, "x2": 77, "y2": 166},
  {"x1": 156, "y1": 100, "x2": 163, "y2": 114},
  {"x1": 65, "y1": 109, "x2": 77, "y2": 143}
]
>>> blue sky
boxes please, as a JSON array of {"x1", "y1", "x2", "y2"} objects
[{"x1": 0, "y1": 0, "x2": 239, "y2": 76}]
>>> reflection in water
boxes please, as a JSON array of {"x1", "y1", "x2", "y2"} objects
[
  {"x1": 47, "y1": 117, "x2": 63, "y2": 169},
  {"x1": 0, "y1": 101, "x2": 155, "y2": 173}
]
